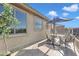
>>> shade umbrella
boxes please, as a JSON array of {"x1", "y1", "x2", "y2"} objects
[
  {"x1": 48, "y1": 17, "x2": 79, "y2": 50},
  {"x1": 48, "y1": 17, "x2": 73, "y2": 34},
  {"x1": 57, "y1": 19, "x2": 79, "y2": 28},
  {"x1": 48, "y1": 17, "x2": 73, "y2": 24},
  {"x1": 47, "y1": 17, "x2": 73, "y2": 47}
]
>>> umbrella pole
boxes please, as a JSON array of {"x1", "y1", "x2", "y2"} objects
[{"x1": 52, "y1": 18, "x2": 56, "y2": 48}]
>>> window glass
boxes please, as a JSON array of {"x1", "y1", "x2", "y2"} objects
[
  {"x1": 0, "y1": 4, "x2": 27, "y2": 34},
  {"x1": 0, "y1": 4, "x2": 3, "y2": 13},
  {"x1": 35, "y1": 18, "x2": 43, "y2": 31},
  {"x1": 0, "y1": 4, "x2": 3, "y2": 35},
  {"x1": 10, "y1": 8, "x2": 27, "y2": 34},
  {"x1": 10, "y1": 9, "x2": 16, "y2": 34},
  {"x1": 15, "y1": 9, "x2": 27, "y2": 33}
]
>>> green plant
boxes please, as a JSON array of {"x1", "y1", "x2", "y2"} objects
[{"x1": 0, "y1": 4, "x2": 19, "y2": 55}]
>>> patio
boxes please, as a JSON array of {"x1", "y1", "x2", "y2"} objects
[{"x1": 11, "y1": 38, "x2": 78, "y2": 56}]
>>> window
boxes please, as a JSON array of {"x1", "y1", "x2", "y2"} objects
[
  {"x1": 0, "y1": 4, "x2": 3, "y2": 13},
  {"x1": 10, "y1": 8, "x2": 27, "y2": 34},
  {"x1": 34, "y1": 17, "x2": 43, "y2": 31},
  {"x1": 15, "y1": 9, "x2": 27, "y2": 33},
  {"x1": 0, "y1": 4, "x2": 3, "y2": 35},
  {"x1": 0, "y1": 4, "x2": 27, "y2": 35}
]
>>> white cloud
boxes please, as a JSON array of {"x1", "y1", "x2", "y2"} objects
[
  {"x1": 62, "y1": 12, "x2": 69, "y2": 17},
  {"x1": 75, "y1": 16, "x2": 79, "y2": 19},
  {"x1": 59, "y1": 17, "x2": 64, "y2": 19},
  {"x1": 48, "y1": 10, "x2": 58, "y2": 17},
  {"x1": 63, "y1": 4, "x2": 79, "y2": 12}
]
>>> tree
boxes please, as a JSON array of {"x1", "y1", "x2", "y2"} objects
[{"x1": 0, "y1": 4, "x2": 19, "y2": 55}]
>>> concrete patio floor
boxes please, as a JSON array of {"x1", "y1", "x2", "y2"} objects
[{"x1": 11, "y1": 39, "x2": 78, "y2": 56}]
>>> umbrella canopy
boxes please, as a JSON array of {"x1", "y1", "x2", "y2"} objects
[
  {"x1": 48, "y1": 17, "x2": 79, "y2": 28},
  {"x1": 48, "y1": 17, "x2": 72, "y2": 24},
  {"x1": 57, "y1": 19, "x2": 79, "y2": 28}
]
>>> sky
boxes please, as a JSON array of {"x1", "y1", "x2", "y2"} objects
[
  {"x1": 28, "y1": 3, "x2": 79, "y2": 28},
  {"x1": 1, "y1": 4, "x2": 79, "y2": 28}
]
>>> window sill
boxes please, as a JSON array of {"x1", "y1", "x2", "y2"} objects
[
  {"x1": 0, "y1": 33, "x2": 27, "y2": 39},
  {"x1": 9, "y1": 33, "x2": 27, "y2": 37}
]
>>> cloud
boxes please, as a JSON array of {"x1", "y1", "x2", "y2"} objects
[
  {"x1": 62, "y1": 12, "x2": 69, "y2": 17},
  {"x1": 75, "y1": 16, "x2": 79, "y2": 19},
  {"x1": 63, "y1": 4, "x2": 79, "y2": 12},
  {"x1": 48, "y1": 10, "x2": 58, "y2": 17},
  {"x1": 59, "y1": 17, "x2": 65, "y2": 19}
]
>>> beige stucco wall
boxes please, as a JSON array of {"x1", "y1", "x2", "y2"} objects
[
  {"x1": 55, "y1": 26, "x2": 67, "y2": 35},
  {"x1": 0, "y1": 6, "x2": 47, "y2": 52},
  {"x1": 48, "y1": 24, "x2": 68, "y2": 35}
]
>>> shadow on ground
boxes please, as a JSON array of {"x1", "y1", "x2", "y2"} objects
[
  {"x1": 38, "y1": 39, "x2": 77, "y2": 56},
  {"x1": 15, "y1": 39, "x2": 77, "y2": 56},
  {"x1": 15, "y1": 49, "x2": 48, "y2": 56},
  {"x1": 58, "y1": 47, "x2": 77, "y2": 56}
]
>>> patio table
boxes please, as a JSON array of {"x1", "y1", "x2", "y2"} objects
[{"x1": 48, "y1": 34, "x2": 65, "y2": 49}]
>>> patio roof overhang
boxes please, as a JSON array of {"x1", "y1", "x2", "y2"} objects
[{"x1": 10, "y1": 3, "x2": 49, "y2": 22}]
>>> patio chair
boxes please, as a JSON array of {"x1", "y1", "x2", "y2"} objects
[
  {"x1": 60, "y1": 32, "x2": 74, "y2": 48},
  {"x1": 45, "y1": 31, "x2": 63, "y2": 49},
  {"x1": 45, "y1": 33, "x2": 52, "y2": 44}
]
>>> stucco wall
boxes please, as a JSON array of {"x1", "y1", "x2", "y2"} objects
[{"x1": 0, "y1": 7, "x2": 47, "y2": 52}]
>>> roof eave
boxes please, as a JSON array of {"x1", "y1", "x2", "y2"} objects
[{"x1": 10, "y1": 3, "x2": 49, "y2": 22}]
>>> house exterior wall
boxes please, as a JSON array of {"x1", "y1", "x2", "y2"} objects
[
  {"x1": 0, "y1": 4, "x2": 47, "y2": 52},
  {"x1": 47, "y1": 24, "x2": 67, "y2": 35},
  {"x1": 55, "y1": 26, "x2": 67, "y2": 35}
]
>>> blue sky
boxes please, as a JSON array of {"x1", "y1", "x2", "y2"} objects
[{"x1": 28, "y1": 3, "x2": 79, "y2": 28}]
